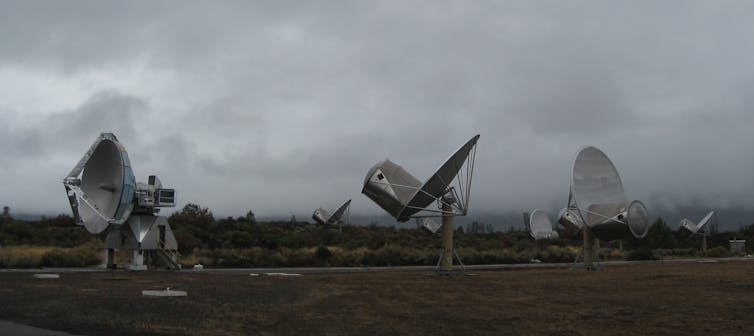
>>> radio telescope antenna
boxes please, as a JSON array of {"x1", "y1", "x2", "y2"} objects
[
  {"x1": 362, "y1": 134, "x2": 479, "y2": 274},
  {"x1": 63, "y1": 133, "x2": 179, "y2": 270},
  {"x1": 680, "y1": 211, "x2": 715, "y2": 252},
  {"x1": 312, "y1": 199, "x2": 352, "y2": 231},
  {"x1": 528, "y1": 209, "x2": 559, "y2": 240},
  {"x1": 556, "y1": 146, "x2": 649, "y2": 270}
]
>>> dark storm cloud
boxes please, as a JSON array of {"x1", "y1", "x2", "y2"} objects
[
  {"x1": 2, "y1": 1, "x2": 754, "y2": 228},
  {"x1": 0, "y1": 91, "x2": 145, "y2": 158}
]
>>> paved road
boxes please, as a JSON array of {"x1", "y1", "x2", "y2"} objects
[{"x1": 2, "y1": 256, "x2": 752, "y2": 274}]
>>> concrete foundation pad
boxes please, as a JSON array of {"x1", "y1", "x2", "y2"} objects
[
  {"x1": 142, "y1": 289, "x2": 187, "y2": 297},
  {"x1": 33, "y1": 274, "x2": 60, "y2": 279}
]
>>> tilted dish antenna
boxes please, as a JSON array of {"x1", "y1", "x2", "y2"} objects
[
  {"x1": 560, "y1": 146, "x2": 649, "y2": 269},
  {"x1": 528, "y1": 209, "x2": 559, "y2": 240},
  {"x1": 312, "y1": 199, "x2": 352, "y2": 227},
  {"x1": 63, "y1": 133, "x2": 179, "y2": 270},
  {"x1": 680, "y1": 210, "x2": 715, "y2": 252},
  {"x1": 362, "y1": 134, "x2": 480, "y2": 273},
  {"x1": 362, "y1": 134, "x2": 479, "y2": 221},
  {"x1": 64, "y1": 133, "x2": 136, "y2": 234}
]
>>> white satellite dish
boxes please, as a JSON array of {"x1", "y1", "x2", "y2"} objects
[
  {"x1": 567, "y1": 146, "x2": 649, "y2": 241},
  {"x1": 64, "y1": 133, "x2": 180, "y2": 270},
  {"x1": 362, "y1": 134, "x2": 480, "y2": 273},
  {"x1": 553, "y1": 146, "x2": 649, "y2": 269},
  {"x1": 528, "y1": 209, "x2": 559, "y2": 240},
  {"x1": 362, "y1": 134, "x2": 479, "y2": 222},
  {"x1": 63, "y1": 133, "x2": 135, "y2": 234},
  {"x1": 680, "y1": 211, "x2": 715, "y2": 235},
  {"x1": 312, "y1": 199, "x2": 351, "y2": 226},
  {"x1": 680, "y1": 210, "x2": 716, "y2": 252}
]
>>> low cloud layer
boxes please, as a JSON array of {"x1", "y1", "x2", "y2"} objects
[{"x1": 1, "y1": 2, "x2": 754, "y2": 228}]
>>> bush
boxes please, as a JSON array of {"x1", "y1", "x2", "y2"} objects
[
  {"x1": 704, "y1": 246, "x2": 729, "y2": 258},
  {"x1": 625, "y1": 247, "x2": 658, "y2": 261},
  {"x1": 0, "y1": 246, "x2": 47, "y2": 268},
  {"x1": 41, "y1": 241, "x2": 101, "y2": 267},
  {"x1": 314, "y1": 246, "x2": 332, "y2": 266}
]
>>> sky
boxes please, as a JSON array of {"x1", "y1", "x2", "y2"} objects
[{"x1": 1, "y1": 1, "x2": 754, "y2": 228}]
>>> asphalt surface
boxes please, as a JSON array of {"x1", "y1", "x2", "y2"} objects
[{"x1": 1, "y1": 256, "x2": 752, "y2": 275}]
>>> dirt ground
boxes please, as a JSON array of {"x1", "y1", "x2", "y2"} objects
[{"x1": 1, "y1": 261, "x2": 753, "y2": 335}]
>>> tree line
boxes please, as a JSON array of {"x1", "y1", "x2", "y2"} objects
[{"x1": 1, "y1": 203, "x2": 753, "y2": 268}]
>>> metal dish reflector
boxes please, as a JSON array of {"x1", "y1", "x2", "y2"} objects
[
  {"x1": 64, "y1": 133, "x2": 135, "y2": 234},
  {"x1": 312, "y1": 199, "x2": 351, "y2": 225},
  {"x1": 570, "y1": 146, "x2": 647, "y2": 241},
  {"x1": 571, "y1": 146, "x2": 626, "y2": 229},
  {"x1": 529, "y1": 209, "x2": 559, "y2": 240},
  {"x1": 626, "y1": 200, "x2": 649, "y2": 238},
  {"x1": 403, "y1": 135, "x2": 480, "y2": 219},
  {"x1": 680, "y1": 211, "x2": 715, "y2": 235},
  {"x1": 696, "y1": 211, "x2": 715, "y2": 233}
]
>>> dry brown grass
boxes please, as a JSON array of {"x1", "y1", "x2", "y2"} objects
[
  {"x1": 0, "y1": 245, "x2": 52, "y2": 267},
  {"x1": 1, "y1": 261, "x2": 754, "y2": 335}
]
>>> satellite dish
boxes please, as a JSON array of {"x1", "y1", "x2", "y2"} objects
[
  {"x1": 529, "y1": 209, "x2": 559, "y2": 240},
  {"x1": 568, "y1": 146, "x2": 649, "y2": 241},
  {"x1": 361, "y1": 134, "x2": 480, "y2": 273},
  {"x1": 680, "y1": 211, "x2": 715, "y2": 235},
  {"x1": 362, "y1": 134, "x2": 479, "y2": 222},
  {"x1": 64, "y1": 133, "x2": 135, "y2": 234},
  {"x1": 64, "y1": 133, "x2": 179, "y2": 270},
  {"x1": 312, "y1": 199, "x2": 351, "y2": 226},
  {"x1": 680, "y1": 210, "x2": 715, "y2": 252},
  {"x1": 533, "y1": 146, "x2": 650, "y2": 270}
]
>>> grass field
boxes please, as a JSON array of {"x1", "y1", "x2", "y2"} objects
[{"x1": 1, "y1": 261, "x2": 753, "y2": 335}]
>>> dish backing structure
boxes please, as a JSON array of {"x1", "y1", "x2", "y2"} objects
[
  {"x1": 63, "y1": 133, "x2": 180, "y2": 270},
  {"x1": 362, "y1": 134, "x2": 480, "y2": 273}
]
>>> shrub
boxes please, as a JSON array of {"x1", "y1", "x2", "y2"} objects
[
  {"x1": 625, "y1": 247, "x2": 658, "y2": 261},
  {"x1": 704, "y1": 246, "x2": 729, "y2": 258},
  {"x1": 41, "y1": 241, "x2": 101, "y2": 267},
  {"x1": 315, "y1": 245, "x2": 332, "y2": 260},
  {"x1": 0, "y1": 246, "x2": 47, "y2": 268}
]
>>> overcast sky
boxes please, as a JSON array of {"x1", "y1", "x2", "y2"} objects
[{"x1": 1, "y1": 1, "x2": 754, "y2": 225}]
